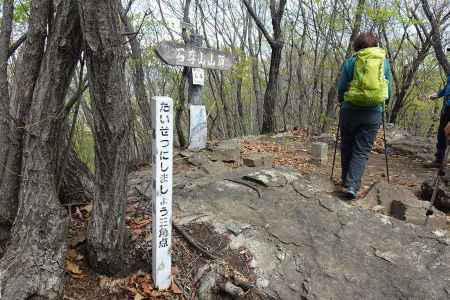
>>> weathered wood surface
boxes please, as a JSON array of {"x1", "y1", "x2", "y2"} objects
[{"x1": 155, "y1": 41, "x2": 235, "y2": 70}]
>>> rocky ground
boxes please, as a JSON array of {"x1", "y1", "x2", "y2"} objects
[{"x1": 63, "y1": 128, "x2": 450, "y2": 300}]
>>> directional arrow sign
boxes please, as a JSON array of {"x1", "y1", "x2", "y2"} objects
[{"x1": 155, "y1": 41, "x2": 235, "y2": 71}]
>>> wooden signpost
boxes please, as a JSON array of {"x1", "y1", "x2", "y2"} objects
[
  {"x1": 155, "y1": 41, "x2": 235, "y2": 71},
  {"x1": 151, "y1": 34, "x2": 234, "y2": 290},
  {"x1": 155, "y1": 35, "x2": 235, "y2": 151}
]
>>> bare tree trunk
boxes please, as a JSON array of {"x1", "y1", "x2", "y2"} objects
[
  {"x1": 0, "y1": 0, "x2": 14, "y2": 235},
  {"x1": 420, "y1": 0, "x2": 450, "y2": 74},
  {"x1": 296, "y1": 4, "x2": 308, "y2": 128},
  {"x1": 248, "y1": 17, "x2": 262, "y2": 133},
  {"x1": 322, "y1": 0, "x2": 365, "y2": 133},
  {"x1": 243, "y1": 0, "x2": 287, "y2": 134},
  {"x1": 262, "y1": 44, "x2": 283, "y2": 133},
  {"x1": 79, "y1": 0, "x2": 131, "y2": 275},
  {"x1": 58, "y1": 92, "x2": 95, "y2": 204},
  {"x1": 219, "y1": 72, "x2": 234, "y2": 137},
  {"x1": 235, "y1": 13, "x2": 250, "y2": 135},
  {"x1": 390, "y1": 43, "x2": 431, "y2": 123},
  {"x1": 0, "y1": 0, "x2": 50, "y2": 230},
  {"x1": 0, "y1": 1, "x2": 82, "y2": 298},
  {"x1": 120, "y1": 6, "x2": 152, "y2": 162},
  {"x1": 236, "y1": 65, "x2": 247, "y2": 136},
  {"x1": 176, "y1": 70, "x2": 188, "y2": 147},
  {"x1": 60, "y1": 145, "x2": 95, "y2": 204},
  {"x1": 175, "y1": 0, "x2": 192, "y2": 148},
  {"x1": 0, "y1": 0, "x2": 14, "y2": 249},
  {"x1": 283, "y1": 28, "x2": 295, "y2": 131}
]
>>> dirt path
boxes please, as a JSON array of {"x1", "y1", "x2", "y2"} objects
[
  {"x1": 327, "y1": 152, "x2": 435, "y2": 198},
  {"x1": 241, "y1": 132, "x2": 435, "y2": 199}
]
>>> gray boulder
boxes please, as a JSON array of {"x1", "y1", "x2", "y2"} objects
[
  {"x1": 422, "y1": 176, "x2": 450, "y2": 211},
  {"x1": 208, "y1": 140, "x2": 241, "y2": 163},
  {"x1": 174, "y1": 168, "x2": 450, "y2": 300},
  {"x1": 312, "y1": 133, "x2": 336, "y2": 145},
  {"x1": 360, "y1": 182, "x2": 447, "y2": 230},
  {"x1": 389, "y1": 136, "x2": 434, "y2": 161}
]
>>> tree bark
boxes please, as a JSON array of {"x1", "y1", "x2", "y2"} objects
[
  {"x1": 235, "y1": 13, "x2": 250, "y2": 136},
  {"x1": 60, "y1": 145, "x2": 95, "y2": 204},
  {"x1": 79, "y1": 0, "x2": 131, "y2": 275},
  {"x1": 174, "y1": 0, "x2": 191, "y2": 148},
  {"x1": 389, "y1": 43, "x2": 431, "y2": 123},
  {"x1": 243, "y1": 0, "x2": 287, "y2": 134},
  {"x1": 120, "y1": 6, "x2": 152, "y2": 162},
  {"x1": 262, "y1": 44, "x2": 283, "y2": 133},
  {"x1": 0, "y1": 0, "x2": 14, "y2": 221},
  {"x1": 176, "y1": 69, "x2": 188, "y2": 147},
  {"x1": 420, "y1": 0, "x2": 450, "y2": 74},
  {"x1": 0, "y1": 0, "x2": 14, "y2": 248},
  {"x1": 0, "y1": 0, "x2": 50, "y2": 230},
  {"x1": 321, "y1": 0, "x2": 365, "y2": 133},
  {"x1": 0, "y1": 1, "x2": 82, "y2": 298},
  {"x1": 248, "y1": 13, "x2": 263, "y2": 133}
]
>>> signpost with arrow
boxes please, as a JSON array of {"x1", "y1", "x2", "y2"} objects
[
  {"x1": 155, "y1": 33, "x2": 235, "y2": 150},
  {"x1": 151, "y1": 27, "x2": 235, "y2": 290}
]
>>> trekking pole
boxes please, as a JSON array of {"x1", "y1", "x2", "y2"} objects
[
  {"x1": 382, "y1": 111, "x2": 390, "y2": 183},
  {"x1": 330, "y1": 108, "x2": 341, "y2": 180},
  {"x1": 425, "y1": 141, "x2": 450, "y2": 225}
]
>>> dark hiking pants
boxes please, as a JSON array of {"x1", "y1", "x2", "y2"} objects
[
  {"x1": 435, "y1": 105, "x2": 450, "y2": 162},
  {"x1": 340, "y1": 107, "x2": 382, "y2": 192}
]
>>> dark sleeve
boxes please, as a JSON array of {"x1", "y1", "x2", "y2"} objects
[
  {"x1": 384, "y1": 59, "x2": 393, "y2": 103},
  {"x1": 437, "y1": 75, "x2": 450, "y2": 98},
  {"x1": 337, "y1": 59, "x2": 353, "y2": 103}
]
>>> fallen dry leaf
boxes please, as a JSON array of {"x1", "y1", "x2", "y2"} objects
[
  {"x1": 66, "y1": 248, "x2": 77, "y2": 260},
  {"x1": 142, "y1": 281, "x2": 153, "y2": 295},
  {"x1": 71, "y1": 273, "x2": 88, "y2": 279},
  {"x1": 80, "y1": 203, "x2": 93, "y2": 216},
  {"x1": 171, "y1": 266, "x2": 179, "y2": 275},
  {"x1": 134, "y1": 293, "x2": 144, "y2": 300},
  {"x1": 171, "y1": 281, "x2": 183, "y2": 294},
  {"x1": 127, "y1": 216, "x2": 151, "y2": 230},
  {"x1": 66, "y1": 261, "x2": 82, "y2": 275},
  {"x1": 66, "y1": 261, "x2": 86, "y2": 278},
  {"x1": 150, "y1": 290, "x2": 163, "y2": 297}
]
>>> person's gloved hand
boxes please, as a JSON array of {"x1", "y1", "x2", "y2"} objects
[{"x1": 429, "y1": 92, "x2": 439, "y2": 100}]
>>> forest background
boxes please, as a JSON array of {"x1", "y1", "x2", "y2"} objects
[{"x1": 0, "y1": 0, "x2": 449, "y2": 298}]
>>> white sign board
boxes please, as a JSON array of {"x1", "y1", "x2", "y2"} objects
[
  {"x1": 151, "y1": 96, "x2": 173, "y2": 290},
  {"x1": 192, "y1": 68, "x2": 205, "y2": 86},
  {"x1": 188, "y1": 105, "x2": 207, "y2": 150}
]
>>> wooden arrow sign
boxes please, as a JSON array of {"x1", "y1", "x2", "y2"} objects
[{"x1": 155, "y1": 41, "x2": 235, "y2": 71}]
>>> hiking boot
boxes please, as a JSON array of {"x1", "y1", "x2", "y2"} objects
[
  {"x1": 424, "y1": 160, "x2": 443, "y2": 168},
  {"x1": 342, "y1": 187, "x2": 356, "y2": 200}
]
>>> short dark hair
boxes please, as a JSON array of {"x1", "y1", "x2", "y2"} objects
[{"x1": 353, "y1": 32, "x2": 379, "y2": 52}]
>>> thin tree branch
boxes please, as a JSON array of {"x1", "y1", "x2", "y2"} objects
[
  {"x1": 7, "y1": 33, "x2": 27, "y2": 58},
  {"x1": 241, "y1": 0, "x2": 274, "y2": 45}
]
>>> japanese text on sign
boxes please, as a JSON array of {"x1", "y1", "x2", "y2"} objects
[
  {"x1": 155, "y1": 41, "x2": 235, "y2": 71},
  {"x1": 151, "y1": 96, "x2": 173, "y2": 290}
]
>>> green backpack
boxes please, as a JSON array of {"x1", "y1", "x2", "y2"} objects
[{"x1": 344, "y1": 47, "x2": 388, "y2": 107}]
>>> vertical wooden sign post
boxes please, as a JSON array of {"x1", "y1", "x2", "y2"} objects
[
  {"x1": 155, "y1": 35, "x2": 235, "y2": 150},
  {"x1": 188, "y1": 34, "x2": 207, "y2": 150},
  {"x1": 151, "y1": 96, "x2": 174, "y2": 289}
]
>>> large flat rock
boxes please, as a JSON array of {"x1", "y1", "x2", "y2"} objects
[
  {"x1": 173, "y1": 168, "x2": 450, "y2": 300},
  {"x1": 389, "y1": 136, "x2": 434, "y2": 161},
  {"x1": 360, "y1": 182, "x2": 448, "y2": 230}
]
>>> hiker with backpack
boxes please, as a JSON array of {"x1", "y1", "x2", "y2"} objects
[
  {"x1": 427, "y1": 71, "x2": 450, "y2": 168},
  {"x1": 336, "y1": 32, "x2": 393, "y2": 199}
]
